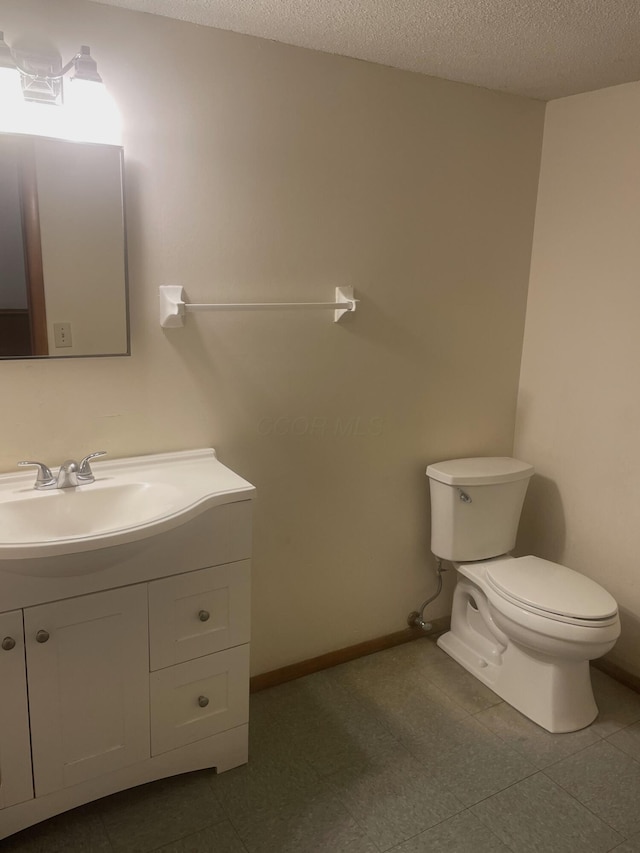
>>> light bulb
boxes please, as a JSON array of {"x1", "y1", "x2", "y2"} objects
[
  {"x1": 0, "y1": 65, "x2": 24, "y2": 132},
  {"x1": 64, "y1": 78, "x2": 122, "y2": 145}
]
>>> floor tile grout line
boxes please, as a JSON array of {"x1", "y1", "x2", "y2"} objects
[
  {"x1": 274, "y1": 666, "x2": 455, "y2": 773},
  {"x1": 322, "y1": 650, "x2": 482, "y2": 721},
  {"x1": 382, "y1": 803, "x2": 516, "y2": 853},
  {"x1": 603, "y1": 734, "x2": 640, "y2": 767},
  {"x1": 314, "y1": 664, "x2": 550, "y2": 810},
  {"x1": 464, "y1": 702, "x2": 626, "y2": 770},
  {"x1": 459, "y1": 764, "x2": 541, "y2": 809},
  {"x1": 538, "y1": 737, "x2": 619, "y2": 771},
  {"x1": 99, "y1": 791, "x2": 233, "y2": 853},
  {"x1": 319, "y1": 753, "x2": 469, "y2": 852},
  {"x1": 318, "y1": 732, "x2": 469, "y2": 805},
  {"x1": 330, "y1": 684, "x2": 476, "y2": 755},
  {"x1": 538, "y1": 767, "x2": 629, "y2": 841},
  {"x1": 137, "y1": 818, "x2": 251, "y2": 853},
  {"x1": 467, "y1": 769, "x2": 626, "y2": 853}
]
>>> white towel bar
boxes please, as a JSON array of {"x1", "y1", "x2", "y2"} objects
[{"x1": 159, "y1": 286, "x2": 358, "y2": 327}]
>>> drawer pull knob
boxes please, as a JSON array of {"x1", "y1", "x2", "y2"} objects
[
  {"x1": 198, "y1": 695, "x2": 210, "y2": 708},
  {"x1": 198, "y1": 610, "x2": 210, "y2": 622},
  {"x1": 2, "y1": 637, "x2": 16, "y2": 651},
  {"x1": 36, "y1": 630, "x2": 50, "y2": 644}
]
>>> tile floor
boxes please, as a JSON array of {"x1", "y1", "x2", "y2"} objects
[{"x1": 5, "y1": 637, "x2": 640, "y2": 853}]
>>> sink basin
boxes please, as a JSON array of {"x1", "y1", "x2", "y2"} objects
[
  {"x1": 0, "y1": 482, "x2": 181, "y2": 543},
  {"x1": 0, "y1": 449, "x2": 254, "y2": 560}
]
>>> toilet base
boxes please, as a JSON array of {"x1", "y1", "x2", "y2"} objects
[{"x1": 437, "y1": 629, "x2": 598, "y2": 733}]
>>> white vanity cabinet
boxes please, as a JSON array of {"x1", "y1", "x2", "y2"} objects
[
  {"x1": 0, "y1": 454, "x2": 254, "y2": 842},
  {"x1": 0, "y1": 610, "x2": 33, "y2": 810},
  {"x1": 24, "y1": 585, "x2": 151, "y2": 797}
]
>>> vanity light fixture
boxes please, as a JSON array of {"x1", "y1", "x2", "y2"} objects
[
  {"x1": 0, "y1": 32, "x2": 102, "y2": 105},
  {"x1": 0, "y1": 31, "x2": 14, "y2": 69}
]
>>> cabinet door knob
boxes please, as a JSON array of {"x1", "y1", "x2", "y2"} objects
[
  {"x1": 2, "y1": 637, "x2": 16, "y2": 651},
  {"x1": 198, "y1": 695, "x2": 210, "y2": 708},
  {"x1": 36, "y1": 630, "x2": 50, "y2": 644},
  {"x1": 198, "y1": 610, "x2": 210, "y2": 622}
]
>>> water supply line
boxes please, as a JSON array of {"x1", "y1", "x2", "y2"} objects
[{"x1": 407, "y1": 559, "x2": 447, "y2": 630}]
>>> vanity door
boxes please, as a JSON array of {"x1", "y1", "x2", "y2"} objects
[
  {"x1": 0, "y1": 610, "x2": 33, "y2": 809},
  {"x1": 24, "y1": 585, "x2": 150, "y2": 797}
]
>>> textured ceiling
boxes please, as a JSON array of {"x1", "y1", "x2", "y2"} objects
[{"x1": 90, "y1": 0, "x2": 640, "y2": 100}]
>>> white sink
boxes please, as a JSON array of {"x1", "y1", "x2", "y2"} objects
[
  {"x1": 0, "y1": 449, "x2": 254, "y2": 560},
  {"x1": 0, "y1": 482, "x2": 180, "y2": 542}
]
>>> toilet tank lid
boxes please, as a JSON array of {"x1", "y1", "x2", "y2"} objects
[{"x1": 426, "y1": 457, "x2": 534, "y2": 486}]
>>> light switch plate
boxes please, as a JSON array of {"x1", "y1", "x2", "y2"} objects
[{"x1": 53, "y1": 323, "x2": 72, "y2": 348}]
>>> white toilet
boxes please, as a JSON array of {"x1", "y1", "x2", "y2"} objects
[{"x1": 426, "y1": 457, "x2": 620, "y2": 733}]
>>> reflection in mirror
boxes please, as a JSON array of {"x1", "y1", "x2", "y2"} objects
[{"x1": 0, "y1": 134, "x2": 129, "y2": 358}]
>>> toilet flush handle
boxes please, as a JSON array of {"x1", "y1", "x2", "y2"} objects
[{"x1": 458, "y1": 489, "x2": 472, "y2": 503}]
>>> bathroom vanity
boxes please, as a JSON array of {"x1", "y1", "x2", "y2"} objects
[{"x1": 0, "y1": 449, "x2": 253, "y2": 840}]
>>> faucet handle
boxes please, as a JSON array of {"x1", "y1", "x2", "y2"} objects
[
  {"x1": 18, "y1": 460, "x2": 56, "y2": 489},
  {"x1": 78, "y1": 451, "x2": 107, "y2": 482}
]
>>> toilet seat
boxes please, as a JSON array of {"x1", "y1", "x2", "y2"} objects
[{"x1": 484, "y1": 556, "x2": 618, "y2": 626}]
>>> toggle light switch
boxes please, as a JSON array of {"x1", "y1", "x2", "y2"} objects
[{"x1": 53, "y1": 323, "x2": 72, "y2": 348}]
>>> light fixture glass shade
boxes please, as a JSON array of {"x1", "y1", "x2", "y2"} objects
[
  {"x1": 72, "y1": 46, "x2": 102, "y2": 83},
  {"x1": 0, "y1": 63, "x2": 21, "y2": 96},
  {"x1": 64, "y1": 77, "x2": 122, "y2": 144},
  {"x1": 0, "y1": 30, "x2": 16, "y2": 69},
  {"x1": 0, "y1": 66, "x2": 26, "y2": 132}
]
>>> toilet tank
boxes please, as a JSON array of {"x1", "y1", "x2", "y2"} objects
[{"x1": 426, "y1": 457, "x2": 534, "y2": 562}]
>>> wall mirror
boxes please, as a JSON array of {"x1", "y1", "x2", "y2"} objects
[{"x1": 0, "y1": 133, "x2": 129, "y2": 358}]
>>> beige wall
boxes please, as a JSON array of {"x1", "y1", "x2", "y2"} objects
[
  {"x1": 515, "y1": 81, "x2": 640, "y2": 677},
  {"x1": 1, "y1": 0, "x2": 544, "y2": 674}
]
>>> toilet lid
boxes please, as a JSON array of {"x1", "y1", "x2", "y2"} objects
[{"x1": 485, "y1": 556, "x2": 618, "y2": 620}]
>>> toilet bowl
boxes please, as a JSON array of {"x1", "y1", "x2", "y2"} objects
[
  {"x1": 438, "y1": 556, "x2": 620, "y2": 732},
  {"x1": 426, "y1": 457, "x2": 621, "y2": 733}
]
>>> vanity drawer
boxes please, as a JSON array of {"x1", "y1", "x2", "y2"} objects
[
  {"x1": 148, "y1": 561, "x2": 250, "y2": 671},
  {"x1": 150, "y1": 645, "x2": 250, "y2": 756}
]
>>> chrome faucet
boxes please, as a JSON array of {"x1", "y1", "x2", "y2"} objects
[
  {"x1": 56, "y1": 460, "x2": 80, "y2": 489},
  {"x1": 18, "y1": 451, "x2": 107, "y2": 490}
]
